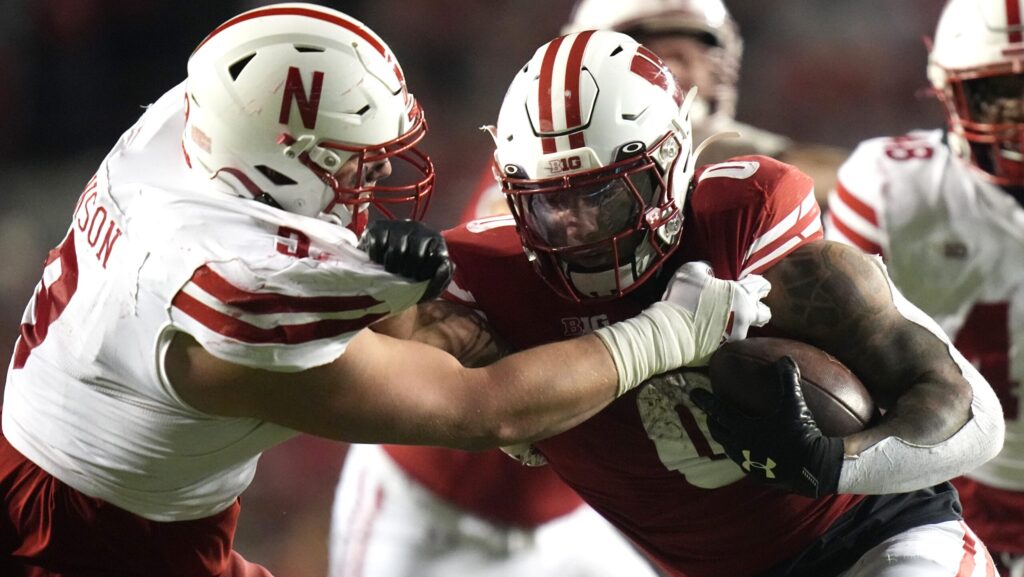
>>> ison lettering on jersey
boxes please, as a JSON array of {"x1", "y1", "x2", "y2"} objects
[{"x1": 72, "y1": 176, "x2": 123, "y2": 269}]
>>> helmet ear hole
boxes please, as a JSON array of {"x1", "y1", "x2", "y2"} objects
[
  {"x1": 503, "y1": 164, "x2": 529, "y2": 179},
  {"x1": 255, "y1": 165, "x2": 298, "y2": 186},
  {"x1": 617, "y1": 141, "x2": 646, "y2": 160}
]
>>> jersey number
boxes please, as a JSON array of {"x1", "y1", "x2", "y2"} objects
[
  {"x1": 636, "y1": 372, "x2": 744, "y2": 488},
  {"x1": 883, "y1": 136, "x2": 935, "y2": 161},
  {"x1": 13, "y1": 231, "x2": 81, "y2": 369}
]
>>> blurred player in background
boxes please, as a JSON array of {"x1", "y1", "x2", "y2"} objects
[
  {"x1": 335, "y1": 29, "x2": 1002, "y2": 577},
  {"x1": 826, "y1": 0, "x2": 1024, "y2": 575},
  {"x1": 461, "y1": 0, "x2": 848, "y2": 221},
  {"x1": 0, "y1": 5, "x2": 770, "y2": 575}
]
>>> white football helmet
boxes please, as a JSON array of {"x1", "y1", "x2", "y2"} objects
[
  {"x1": 491, "y1": 30, "x2": 697, "y2": 302},
  {"x1": 561, "y1": 0, "x2": 741, "y2": 124},
  {"x1": 183, "y1": 3, "x2": 434, "y2": 234},
  {"x1": 929, "y1": 0, "x2": 1024, "y2": 187}
]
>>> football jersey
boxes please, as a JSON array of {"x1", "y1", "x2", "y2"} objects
[
  {"x1": 2, "y1": 83, "x2": 427, "y2": 522},
  {"x1": 826, "y1": 129, "x2": 1024, "y2": 493},
  {"x1": 442, "y1": 156, "x2": 876, "y2": 577}
]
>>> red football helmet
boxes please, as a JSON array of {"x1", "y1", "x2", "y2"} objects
[
  {"x1": 490, "y1": 30, "x2": 699, "y2": 302},
  {"x1": 183, "y1": 3, "x2": 434, "y2": 234},
  {"x1": 929, "y1": 0, "x2": 1024, "y2": 187}
]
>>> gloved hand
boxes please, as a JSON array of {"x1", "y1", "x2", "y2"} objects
[
  {"x1": 689, "y1": 356, "x2": 844, "y2": 498},
  {"x1": 359, "y1": 219, "x2": 453, "y2": 302},
  {"x1": 663, "y1": 261, "x2": 772, "y2": 342}
]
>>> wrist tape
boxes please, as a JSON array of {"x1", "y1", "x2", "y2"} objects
[{"x1": 594, "y1": 279, "x2": 732, "y2": 397}]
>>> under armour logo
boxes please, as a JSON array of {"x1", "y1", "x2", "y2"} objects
[{"x1": 741, "y1": 450, "x2": 776, "y2": 479}]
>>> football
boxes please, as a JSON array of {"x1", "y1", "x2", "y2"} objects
[{"x1": 708, "y1": 337, "x2": 876, "y2": 437}]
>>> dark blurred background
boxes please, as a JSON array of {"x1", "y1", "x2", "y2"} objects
[{"x1": 0, "y1": 1, "x2": 946, "y2": 575}]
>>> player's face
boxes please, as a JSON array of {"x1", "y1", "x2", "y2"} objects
[
  {"x1": 967, "y1": 74, "x2": 1024, "y2": 125},
  {"x1": 962, "y1": 74, "x2": 1024, "y2": 178},
  {"x1": 334, "y1": 150, "x2": 393, "y2": 189},
  {"x1": 523, "y1": 177, "x2": 640, "y2": 269},
  {"x1": 636, "y1": 35, "x2": 715, "y2": 99}
]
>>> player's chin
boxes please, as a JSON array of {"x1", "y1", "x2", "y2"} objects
[{"x1": 564, "y1": 251, "x2": 615, "y2": 270}]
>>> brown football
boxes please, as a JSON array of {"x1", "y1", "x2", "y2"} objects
[{"x1": 708, "y1": 337, "x2": 876, "y2": 437}]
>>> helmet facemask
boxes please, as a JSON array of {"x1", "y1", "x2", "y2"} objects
[
  {"x1": 501, "y1": 133, "x2": 686, "y2": 303},
  {"x1": 277, "y1": 118, "x2": 435, "y2": 233},
  {"x1": 937, "y1": 66, "x2": 1024, "y2": 187}
]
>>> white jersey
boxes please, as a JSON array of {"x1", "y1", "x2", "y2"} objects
[
  {"x1": 2, "y1": 83, "x2": 427, "y2": 522},
  {"x1": 826, "y1": 128, "x2": 1024, "y2": 491}
]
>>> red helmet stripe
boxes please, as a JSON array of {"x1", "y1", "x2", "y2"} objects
[
  {"x1": 631, "y1": 45, "x2": 683, "y2": 106},
  {"x1": 193, "y1": 6, "x2": 398, "y2": 82},
  {"x1": 1008, "y1": 0, "x2": 1023, "y2": 44},
  {"x1": 564, "y1": 31, "x2": 595, "y2": 150},
  {"x1": 538, "y1": 35, "x2": 566, "y2": 153}
]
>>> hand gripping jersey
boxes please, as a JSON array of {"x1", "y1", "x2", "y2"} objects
[
  {"x1": 446, "y1": 156, "x2": 870, "y2": 577},
  {"x1": 827, "y1": 128, "x2": 1024, "y2": 551},
  {"x1": 2, "y1": 83, "x2": 427, "y2": 522}
]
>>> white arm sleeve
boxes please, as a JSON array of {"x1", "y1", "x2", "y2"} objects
[
  {"x1": 837, "y1": 258, "x2": 1005, "y2": 494},
  {"x1": 838, "y1": 360, "x2": 1004, "y2": 494}
]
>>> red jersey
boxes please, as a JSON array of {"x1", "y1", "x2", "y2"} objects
[{"x1": 439, "y1": 157, "x2": 865, "y2": 577}]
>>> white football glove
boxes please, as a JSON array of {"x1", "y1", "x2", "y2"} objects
[
  {"x1": 665, "y1": 262, "x2": 772, "y2": 342},
  {"x1": 594, "y1": 261, "x2": 772, "y2": 397}
]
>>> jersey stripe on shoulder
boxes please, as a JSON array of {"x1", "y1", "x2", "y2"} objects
[
  {"x1": 189, "y1": 265, "x2": 382, "y2": 313},
  {"x1": 172, "y1": 265, "x2": 386, "y2": 345},
  {"x1": 740, "y1": 188, "x2": 822, "y2": 277},
  {"x1": 826, "y1": 182, "x2": 884, "y2": 256}
]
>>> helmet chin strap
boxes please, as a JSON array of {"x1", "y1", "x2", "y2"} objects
[{"x1": 692, "y1": 129, "x2": 742, "y2": 166}]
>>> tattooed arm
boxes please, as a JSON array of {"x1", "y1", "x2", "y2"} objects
[
  {"x1": 761, "y1": 239, "x2": 973, "y2": 454},
  {"x1": 694, "y1": 238, "x2": 1002, "y2": 496},
  {"x1": 370, "y1": 300, "x2": 511, "y2": 367}
]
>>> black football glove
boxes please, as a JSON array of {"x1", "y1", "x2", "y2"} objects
[
  {"x1": 689, "y1": 356, "x2": 844, "y2": 498},
  {"x1": 358, "y1": 219, "x2": 454, "y2": 303}
]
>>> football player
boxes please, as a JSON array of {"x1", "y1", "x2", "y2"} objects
[
  {"x1": 461, "y1": 0, "x2": 848, "y2": 221},
  {"x1": 0, "y1": 6, "x2": 770, "y2": 576},
  {"x1": 350, "y1": 30, "x2": 1002, "y2": 577},
  {"x1": 329, "y1": 4, "x2": 842, "y2": 576},
  {"x1": 826, "y1": 0, "x2": 1024, "y2": 575}
]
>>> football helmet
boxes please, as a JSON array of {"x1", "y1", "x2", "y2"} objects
[
  {"x1": 928, "y1": 0, "x2": 1024, "y2": 187},
  {"x1": 490, "y1": 30, "x2": 697, "y2": 302},
  {"x1": 561, "y1": 0, "x2": 741, "y2": 125},
  {"x1": 183, "y1": 3, "x2": 434, "y2": 234}
]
